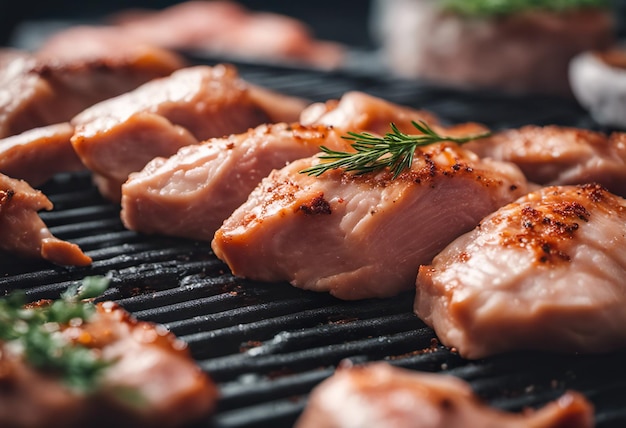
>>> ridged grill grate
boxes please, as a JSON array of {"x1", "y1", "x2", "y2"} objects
[{"x1": 1, "y1": 61, "x2": 625, "y2": 428}]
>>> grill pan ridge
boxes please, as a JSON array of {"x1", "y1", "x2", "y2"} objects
[{"x1": 1, "y1": 61, "x2": 626, "y2": 427}]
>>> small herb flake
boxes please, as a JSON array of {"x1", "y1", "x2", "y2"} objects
[{"x1": 0, "y1": 276, "x2": 112, "y2": 393}]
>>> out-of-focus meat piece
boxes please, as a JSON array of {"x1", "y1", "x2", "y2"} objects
[
  {"x1": 121, "y1": 123, "x2": 349, "y2": 241},
  {"x1": 71, "y1": 64, "x2": 307, "y2": 201},
  {"x1": 0, "y1": 49, "x2": 54, "y2": 138},
  {"x1": 415, "y1": 184, "x2": 626, "y2": 359},
  {"x1": 0, "y1": 301, "x2": 217, "y2": 428},
  {"x1": 376, "y1": 2, "x2": 614, "y2": 95},
  {"x1": 212, "y1": 143, "x2": 528, "y2": 300},
  {"x1": 0, "y1": 172, "x2": 91, "y2": 266},
  {"x1": 300, "y1": 91, "x2": 441, "y2": 135},
  {"x1": 108, "y1": 1, "x2": 345, "y2": 69},
  {"x1": 0, "y1": 42, "x2": 184, "y2": 139},
  {"x1": 0, "y1": 122, "x2": 83, "y2": 186},
  {"x1": 300, "y1": 91, "x2": 489, "y2": 146},
  {"x1": 464, "y1": 125, "x2": 626, "y2": 197},
  {"x1": 296, "y1": 363, "x2": 594, "y2": 428}
]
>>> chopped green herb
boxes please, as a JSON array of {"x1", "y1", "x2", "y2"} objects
[{"x1": 0, "y1": 276, "x2": 112, "y2": 392}]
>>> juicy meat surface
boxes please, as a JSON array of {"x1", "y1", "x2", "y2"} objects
[
  {"x1": 212, "y1": 143, "x2": 528, "y2": 300},
  {"x1": 71, "y1": 64, "x2": 307, "y2": 201},
  {"x1": 300, "y1": 91, "x2": 489, "y2": 145},
  {"x1": 464, "y1": 125, "x2": 626, "y2": 197},
  {"x1": 415, "y1": 184, "x2": 626, "y2": 359},
  {"x1": 107, "y1": 0, "x2": 345, "y2": 69},
  {"x1": 0, "y1": 122, "x2": 83, "y2": 186},
  {"x1": 0, "y1": 301, "x2": 217, "y2": 428},
  {"x1": 0, "y1": 43, "x2": 184, "y2": 139},
  {"x1": 300, "y1": 91, "x2": 441, "y2": 135},
  {"x1": 121, "y1": 123, "x2": 349, "y2": 241},
  {"x1": 0, "y1": 172, "x2": 91, "y2": 266},
  {"x1": 296, "y1": 363, "x2": 594, "y2": 428}
]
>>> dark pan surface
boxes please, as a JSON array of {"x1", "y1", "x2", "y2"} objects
[{"x1": 1, "y1": 60, "x2": 625, "y2": 427}]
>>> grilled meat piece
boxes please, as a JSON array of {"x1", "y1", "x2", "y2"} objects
[
  {"x1": 107, "y1": 0, "x2": 345, "y2": 69},
  {"x1": 300, "y1": 91, "x2": 441, "y2": 135},
  {"x1": 0, "y1": 172, "x2": 91, "y2": 266},
  {"x1": 0, "y1": 123, "x2": 83, "y2": 187},
  {"x1": 121, "y1": 123, "x2": 349, "y2": 241},
  {"x1": 212, "y1": 143, "x2": 528, "y2": 300},
  {"x1": 415, "y1": 184, "x2": 626, "y2": 359},
  {"x1": 71, "y1": 64, "x2": 307, "y2": 201},
  {"x1": 296, "y1": 362, "x2": 594, "y2": 428},
  {"x1": 464, "y1": 125, "x2": 626, "y2": 197},
  {"x1": 300, "y1": 91, "x2": 489, "y2": 147},
  {"x1": 0, "y1": 43, "x2": 184, "y2": 139},
  {"x1": 0, "y1": 301, "x2": 217, "y2": 428}
]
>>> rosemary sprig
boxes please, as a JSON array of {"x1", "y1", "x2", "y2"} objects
[
  {"x1": 0, "y1": 276, "x2": 112, "y2": 393},
  {"x1": 300, "y1": 121, "x2": 490, "y2": 179}
]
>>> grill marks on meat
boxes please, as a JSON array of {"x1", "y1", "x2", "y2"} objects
[
  {"x1": 415, "y1": 184, "x2": 626, "y2": 359},
  {"x1": 0, "y1": 45, "x2": 184, "y2": 139},
  {"x1": 121, "y1": 123, "x2": 349, "y2": 241},
  {"x1": 0, "y1": 173, "x2": 91, "y2": 266},
  {"x1": 296, "y1": 363, "x2": 594, "y2": 428},
  {"x1": 213, "y1": 143, "x2": 528, "y2": 300},
  {"x1": 464, "y1": 125, "x2": 626, "y2": 197},
  {"x1": 0, "y1": 302, "x2": 217, "y2": 428},
  {"x1": 71, "y1": 64, "x2": 307, "y2": 201},
  {"x1": 0, "y1": 123, "x2": 84, "y2": 187}
]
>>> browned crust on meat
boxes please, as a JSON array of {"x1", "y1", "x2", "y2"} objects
[
  {"x1": 0, "y1": 189, "x2": 14, "y2": 213},
  {"x1": 497, "y1": 183, "x2": 618, "y2": 265},
  {"x1": 297, "y1": 193, "x2": 331, "y2": 215}
]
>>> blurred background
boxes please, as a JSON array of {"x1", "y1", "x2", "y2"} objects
[
  {"x1": 0, "y1": 0, "x2": 375, "y2": 50},
  {"x1": 1, "y1": 0, "x2": 626, "y2": 98},
  {"x1": 3, "y1": 0, "x2": 624, "y2": 53}
]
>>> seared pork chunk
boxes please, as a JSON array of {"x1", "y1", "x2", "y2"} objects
[
  {"x1": 0, "y1": 44, "x2": 184, "y2": 139},
  {"x1": 300, "y1": 91, "x2": 489, "y2": 145},
  {"x1": 464, "y1": 125, "x2": 626, "y2": 197},
  {"x1": 212, "y1": 143, "x2": 528, "y2": 300},
  {"x1": 0, "y1": 172, "x2": 91, "y2": 266},
  {"x1": 296, "y1": 363, "x2": 594, "y2": 428},
  {"x1": 0, "y1": 123, "x2": 83, "y2": 186},
  {"x1": 300, "y1": 91, "x2": 441, "y2": 135},
  {"x1": 71, "y1": 64, "x2": 307, "y2": 201},
  {"x1": 121, "y1": 123, "x2": 349, "y2": 241},
  {"x1": 0, "y1": 292, "x2": 217, "y2": 428},
  {"x1": 415, "y1": 184, "x2": 626, "y2": 359}
]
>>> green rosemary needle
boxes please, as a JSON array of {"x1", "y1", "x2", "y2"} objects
[
  {"x1": 300, "y1": 121, "x2": 490, "y2": 179},
  {"x1": 0, "y1": 276, "x2": 112, "y2": 393}
]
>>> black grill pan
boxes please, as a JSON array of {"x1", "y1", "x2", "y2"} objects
[{"x1": 1, "y1": 61, "x2": 625, "y2": 428}]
